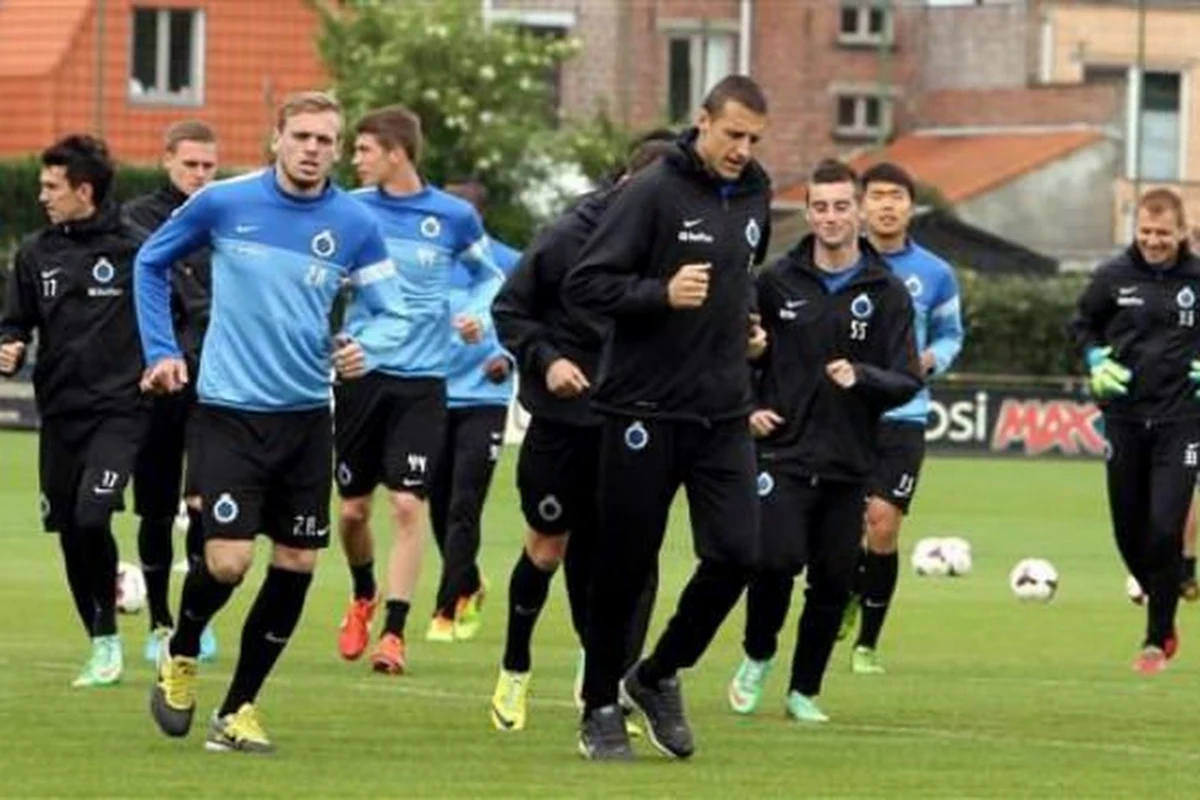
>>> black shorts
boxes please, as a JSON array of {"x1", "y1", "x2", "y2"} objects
[
  {"x1": 188, "y1": 404, "x2": 332, "y2": 549},
  {"x1": 39, "y1": 411, "x2": 148, "y2": 533},
  {"x1": 133, "y1": 387, "x2": 195, "y2": 518},
  {"x1": 866, "y1": 420, "x2": 926, "y2": 514},
  {"x1": 334, "y1": 373, "x2": 446, "y2": 499},
  {"x1": 755, "y1": 458, "x2": 865, "y2": 575},
  {"x1": 517, "y1": 418, "x2": 601, "y2": 536}
]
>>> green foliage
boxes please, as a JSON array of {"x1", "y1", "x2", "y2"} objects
[
  {"x1": 311, "y1": 0, "x2": 621, "y2": 245},
  {"x1": 955, "y1": 269, "x2": 1088, "y2": 376}
]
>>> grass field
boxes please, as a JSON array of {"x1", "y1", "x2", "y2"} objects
[{"x1": 1, "y1": 429, "x2": 1199, "y2": 798}]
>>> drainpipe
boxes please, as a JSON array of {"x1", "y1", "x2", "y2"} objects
[
  {"x1": 738, "y1": 0, "x2": 752, "y2": 75},
  {"x1": 95, "y1": 0, "x2": 106, "y2": 136}
]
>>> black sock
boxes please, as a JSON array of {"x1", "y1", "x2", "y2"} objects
[
  {"x1": 184, "y1": 507, "x2": 205, "y2": 565},
  {"x1": 138, "y1": 516, "x2": 175, "y2": 630},
  {"x1": 171, "y1": 560, "x2": 236, "y2": 657},
  {"x1": 856, "y1": 551, "x2": 899, "y2": 650},
  {"x1": 851, "y1": 548, "x2": 868, "y2": 597},
  {"x1": 562, "y1": 535, "x2": 590, "y2": 645},
  {"x1": 350, "y1": 561, "x2": 376, "y2": 601},
  {"x1": 1184, "y1": 556, "x2": 1197, "y2": 582},
  {"x1": 80, "y1": 524, "x2": 119, "y2": 637},
  {"x1": 58, "y1": 529, "x2": 96, "y2": 636},
  {"x1": 502, "y1": 550, "x2": 554, "y2": 673},
  {"x1": 219, "y1": 566, "x2": 313, "y2": 717},
  {"x1": 383, "y1": 599, "x2": 411, "y2": 638}
]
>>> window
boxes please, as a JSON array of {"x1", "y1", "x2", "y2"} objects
[
  {"x1": 838, "y1": 2, "x2": 893, "y2": 46},
  {"x1": 835, "y1": 94, "x2": 891, "y2": 140},
  {"x1": 516, "y1": 23, "x2": 569, "y2": 126},
  {"x1": 1138, "y1": 71, "x2": 1182, "y2": 181},
  {"x1": 667, "y1": 33, "x2": 736, "y2": 122},
  {"x1": 129, "y1": 7, "x2": 205, "y2": 104}
]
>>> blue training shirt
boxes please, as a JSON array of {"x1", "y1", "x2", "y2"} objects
[
  {"x1": 447, "y1": 237, "x2": 521, "y2": 408},
  {"x1": 879, "y1": 239, "x2": 964, "y2": 425},
  {"x1": 135, "y1": 168, "x2": 407, "y2": 412},
  {"x1": 346, "y1": 185, "x2": 504, "y2": 379}
]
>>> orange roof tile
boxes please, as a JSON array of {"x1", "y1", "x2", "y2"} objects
[
  {"x1": 0, "y1": 0, "x2": 92, "y2": 77},
  {"x1": 775, "y1": 129, "x2": 1106, "y2": 207}
]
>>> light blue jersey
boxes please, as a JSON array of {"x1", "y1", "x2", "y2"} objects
[
  {"x1": 880, "y1": 240, "x2": 964, "y2": 425},
  {"x1": 346, "y1": 185, "x2": 504, "y2": 379},
  {"x1": 135, "y1": 168, "x2": 407, "y2": 412},
  {"x1": 448, "y1": 237, "x2": 521, "y2": 408}
]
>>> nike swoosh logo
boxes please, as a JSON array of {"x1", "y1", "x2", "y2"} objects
[
  {"x1": 683, "y1": 218, "x2": 703, "y2": 228},
  {"x1": 40, "y1": 269, "x2": 62, "y2": 278},
  {"x1": 264, "y1": 632, "x2": 289, "y2": 644},
  {"x1": 785, "y1": 299, "x2": 808, "y2": 309},
  {"x1": 401, "y1": 479, "x2": 423, "y2": 488},
  {"x1": 93, "y1": 487, "x2": 115, "y2": 495},
  {"x1": 1119, "y1": 286, "x2": 1137, "y2": 295}
]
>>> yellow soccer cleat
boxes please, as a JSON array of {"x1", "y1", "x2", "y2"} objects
[
  {"x1": 490, "y1": 669, "x2": 530, "y2": 731},
  {"x1": 205, "y1": 703, "x2": 274, "y2": 754}
]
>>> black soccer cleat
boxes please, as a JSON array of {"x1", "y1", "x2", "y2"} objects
[
  {"x1": 577, "y1": 704, "x2": 634, "y2": 761},
  {"x1": 620, "y1": 661, "x2": 695, "y2": 759}
]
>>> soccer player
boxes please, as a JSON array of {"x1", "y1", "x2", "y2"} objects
[
  {"x1": 334, "y1": 105, "x2": 503, "y2": 674},
  {"x1": 123, "y1": 120, "x2": 220, "y2": 663},
  {"x1": 728, "y1": 160, "x2": 921, "y2": 723},
  {"x1": 1070, "y1": 187, "x2": 1200, "y2": 675},
  {"x1": 837, "y1": 162, "x2": 963, "y2": 673},
  {"x1": 563, "y1": 75, "x2": 772, "y2": 760},
  {"x1": 0, "y1": 135, "x2": 147, "y2": 687},
  {"x1": 139, "y1": 91, "x2": 407, "y2": 753},
  {"x1": 488, "y1": 135, "x2": 673, "y2": 732},
  {"x1": 426, "y1": 181, "x2": 521, "y2": 643}
]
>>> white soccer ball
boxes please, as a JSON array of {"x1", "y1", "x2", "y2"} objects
[
  {"x1": 116, "y1": 561, "x2": 147, "y2": 615},
  {"x1": 940, "y1": 536, "x2": 973, "y2": 577},
  {"x1": 1125, "y1": 574, "x2": 1147, "y2": 606},
  {"x1": 911, "y1": 537, "x2": 951, "y2": 577},
  {"x1": 1009, "y1": 558, "x2": 1059, "y2": 602}
]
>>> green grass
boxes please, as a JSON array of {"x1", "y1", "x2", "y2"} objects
[{"x1": 1, "y1": 430, "x2": 1198, "y2": 797}]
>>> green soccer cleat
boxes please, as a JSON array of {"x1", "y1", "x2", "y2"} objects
[
  {"x1": 728, "y1": 656, "x2": 772, "y2": 715},
  {"x1": 851, "y1": 645, "x2": 885, "y2": 675},
  {"x1": 837, "y1": 596, "x2": 860, "y2": 642},
  {"x1": 491, "y1": 669, "x2": 530, "y2": 731},
  {"x1": 453, "y1": 578, "x2": 488, "y2": 641},
  {"x1": 72, "y1": 635, "x2": 123, "y2": 688},
  {"x1": 785, "y1": 691, "x2": 830, "y2": 724},
  {"x1": 144, "y1": 626, "x2": 171, "y2": 664},
  {"x1": 205, "y1": 703, "x2": 274, "y2": 754}
]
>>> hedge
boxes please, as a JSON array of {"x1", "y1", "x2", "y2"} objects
[{"x1": 0, "y1": 158, "x2": 169, "y2": 252}]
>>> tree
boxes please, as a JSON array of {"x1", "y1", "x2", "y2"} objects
[{"x1": 311, "y1": 0, "x2": 620, "y2": 245}]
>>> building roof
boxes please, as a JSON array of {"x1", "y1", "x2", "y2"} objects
[
  {"x1": 775, "y1": 129, "x2": 1107, "y2": 208},
  {"x1": 0, "y1": 0, "x2": 92, "y2": 78}
]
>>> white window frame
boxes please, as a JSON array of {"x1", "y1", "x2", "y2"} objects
[
  {"x1": 128, "y1": 7, "x2": 206, "y2": 106},
  {"x1": 834, "y1": 93, "x2": 892, "y2": 140},
  {"x1": 666, "y1": 31, "x2": 738, "y2": 122},
  {"x1": 1124, "y1": 66, "x2": 1187, "y2": 181},
  {"x1": 837, "y1": 3, "x2": 894, "y2": 47}
]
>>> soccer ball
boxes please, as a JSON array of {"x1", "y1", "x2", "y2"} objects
[
  {"x1": 940, "y1": 536, "x2": 973, "y2": 577},
  {"x1": 116, "y1": 561, "x2": 147, "y2": 615},
  {"x1": 1009, "y1": 558, "x2": 1059, "y2": 602},
  {"x1": 911, "y1": 537, "x2": 951, "y2": 577},
  {"x1": 1125, "y1": 574, "x2": 1147, "y2": 606}
]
